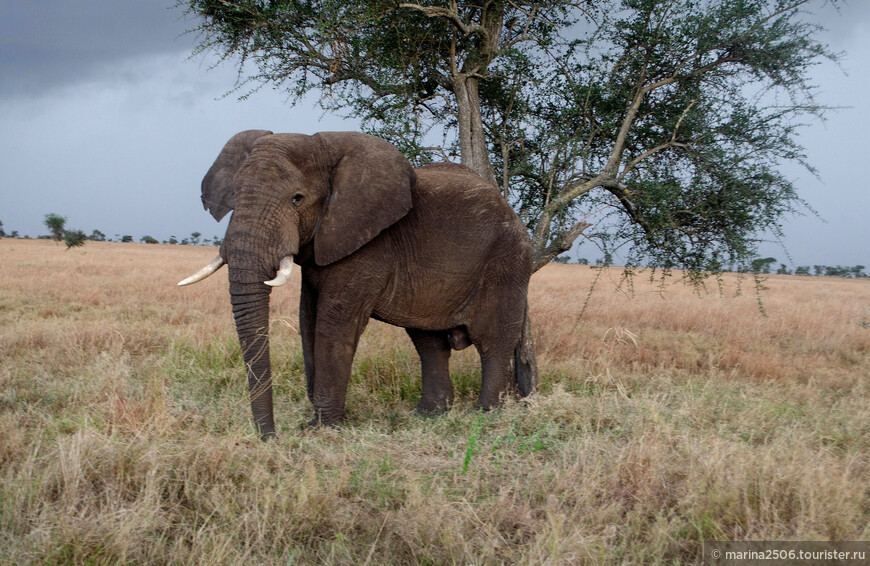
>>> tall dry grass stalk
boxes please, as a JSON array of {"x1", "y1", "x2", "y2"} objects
[{"x1": 1, "y1": 239, "x2": 868, "y2": 564}]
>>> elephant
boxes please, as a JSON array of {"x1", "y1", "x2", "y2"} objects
[{"x1": 179, "y1": 130, "x2": 536, "y2": 439}]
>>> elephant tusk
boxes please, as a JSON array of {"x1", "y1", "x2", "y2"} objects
[
  {"x1": 177, "y1": 255, "x2": 225, "y2": 286},
  {"x1": 264, "y1": 256, "x2": 294, "y2": 287}
]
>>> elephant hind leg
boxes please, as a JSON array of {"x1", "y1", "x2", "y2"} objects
[
  {"x1": 476, "y1": 345, "x2": 515, "y2": 410},
  {"x1": 406, "y1": 328, "x2": 454, "y2": 413},
  {"x1": 513, "y1": 302, "x2": 537, "y2": 397},
  {"x1": 468, "y1": 285, "x2": 528, "y2": 410}
]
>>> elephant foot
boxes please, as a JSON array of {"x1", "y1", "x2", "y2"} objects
[
  {"x1": 259, "y1": 430, "x2": 278, "y2": 442},
  {"x1": 474, "y1": 397, "x2": 501, "y2": 412},
  {"x1": 308, "y1": 407, "x2": 345, "y2": 428},
  {"x1": 412, "y1": 401, "x2": 451, "y2": 417}
]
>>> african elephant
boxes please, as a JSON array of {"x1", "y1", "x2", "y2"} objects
[{"x1": 179, "y1": 130, "x2": 536, "y2": 439}]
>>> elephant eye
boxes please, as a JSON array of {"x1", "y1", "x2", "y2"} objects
[{"x1": 291, "y1": 193, "x2": 304, "y2": 206}]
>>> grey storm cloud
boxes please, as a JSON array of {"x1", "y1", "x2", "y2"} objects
[
  {"x1": 3, "y1": 1, "x2": 867, "y2": 99},
  {"x1": 1, "y1": 1, "x2": 191, "y2": 97}
]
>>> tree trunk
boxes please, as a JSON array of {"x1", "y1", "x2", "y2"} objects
[{"x1": 452, "y1": 73, "x2": 497, "y2": 186}]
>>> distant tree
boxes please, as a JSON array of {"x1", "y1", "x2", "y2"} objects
[
  {"x1": 552, "y1": 255, "x2": 570, "y2": 264},
  {"x1": 0, "y1": 220, "x2": 5, "y2": 237},
  {"x1": 168, "y1": 235, "x2": 178, "y2": 245},
  {"x1": 776, "y1": 264, "x2": 791, "y2": 275},
  {"x1": 795, "y1": 266, "x2": 811, "y2": 276},
  {"x1": 121, "y1": 235, "x2": 134, "y2": 243},
  {"x1": 852, "y1": 265, "x2": 866, "y2": 278},
  {"x1": 190, "y1": 232, "x2": 201, "y2": 246},
  {"x1": 212, "y1": 235, "x2": 222, "y2": 247},
  {"x1": 63, "y1": 230, "x2": 87, "y2": 249},
  {"x1": 595, "y1": 253, "x2": 614, "y2": 267},
  {"x1": 824, "y1": 265, "x2": 855, "y2": 278},
  {"x1": 813, "y1": 265, "x2": 825, "y2": 276},
  {"x1": 88, "y1": 229, "x2": 106, "y2": 242},
  {"x1": 577, "y1": 258, "x2": 589, "y2": 266},
  {"x1": 10, "y1": 231, "x2": 20, "y2": 239},
  {"x1": 141, "y1": 235, "x2": 159, "y2": 244},
  {"x1": 750, "y1": 257, "x2": 777, "y2": 274},
  {"x1": 43, "y1": 213, "x2": 66, "y2": 242}
]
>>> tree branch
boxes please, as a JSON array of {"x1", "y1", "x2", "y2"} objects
[
  {"x1": 604, "y1": 65, "x2": 648, "y2": 176},
  {"x1": 533, "y1": 219, "x2": 591, "y2": 272},
  {"x1": 421, "y1": 145, "x2": 453, "y2": 161},
  {"x1": 618, "y1": 98, "x2": 697, "y2": 180},
  {"x1": 398, "y1": 2, "x2": 485, "y2": 37}
]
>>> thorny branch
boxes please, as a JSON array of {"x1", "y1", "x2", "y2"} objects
[
  {"x1": 618, "y1": 99, "x2": 698, "y2": 181},
  {"x1": 398, "y1": 2, "x2": 486, "y2": 37}
]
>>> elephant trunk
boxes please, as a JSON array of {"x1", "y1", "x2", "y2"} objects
[
  {"x1": 222, "y1": 195, "x2": 299, "y2": 439},
  {"x1": 229, "y1": 275, "x2": 276, "y2": 440}
]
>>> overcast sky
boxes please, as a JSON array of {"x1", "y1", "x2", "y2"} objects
[{"x1": 1, "y1": 1, "x2": 867, "y2": 267}]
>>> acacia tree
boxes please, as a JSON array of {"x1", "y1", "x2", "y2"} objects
[
  {"x1": 44, "y1": 213, "x2": 66, "y2": 243},
  {"x1": 181, "y1": 0, "x2": 837, "y2": 273},
  {"x1": 63, "y1": 230, "x2": 87, "y2": 250}
]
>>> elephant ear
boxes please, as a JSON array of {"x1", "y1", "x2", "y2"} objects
[
  {"x1": 313, "y1": 133, "x2": 416, "y2": 266},
  {"x1": 201, "y1": 129, "x2": 273, "y2": 221}
]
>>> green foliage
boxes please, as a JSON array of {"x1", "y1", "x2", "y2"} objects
[
  {"x1": 88, "y1": 229, "x2": 106, "y2": 242},
  {"x1": 62, "y1": 230, "x2": 87, "y2": 249},
  {"x1": 140, "y1": 235, "x2": 159, "y2": 244},
  {"x1": 182, "y1": 0, "x2": 839, "y2": 276},
  {"x1": 121, "y1": 235, "x2": 133, "y2": 243},
  {"x1": 0, "y1": 219, "x2": 5, "y2": 237},
  {"x1": 43, "y1": 213, "x2": 66, "y2": 242}
]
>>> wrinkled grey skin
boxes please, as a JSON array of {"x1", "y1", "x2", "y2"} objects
[{"x1": 192, "y1": 130, "x2": 535, "y2": 439}]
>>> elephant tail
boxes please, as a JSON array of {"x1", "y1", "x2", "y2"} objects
[{"x1": 513, "y1": 301, "x2": 537, "y2": 397}]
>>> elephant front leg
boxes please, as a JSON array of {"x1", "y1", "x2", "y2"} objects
[
  {"x1": 309, "y1": 313, "x2": 369, "y2": 427},
  {"x1": 406, "y1": 328, "x2": 454, "y2": 414}
]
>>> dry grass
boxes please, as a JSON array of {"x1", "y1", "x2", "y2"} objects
[{"x1": 1, "y1": 239, "x2": 868, "y2": 564}]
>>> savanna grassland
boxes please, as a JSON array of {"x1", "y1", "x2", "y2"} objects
[{"x1": 1, "y1": 238, "x2": 868, "y2": 564}]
